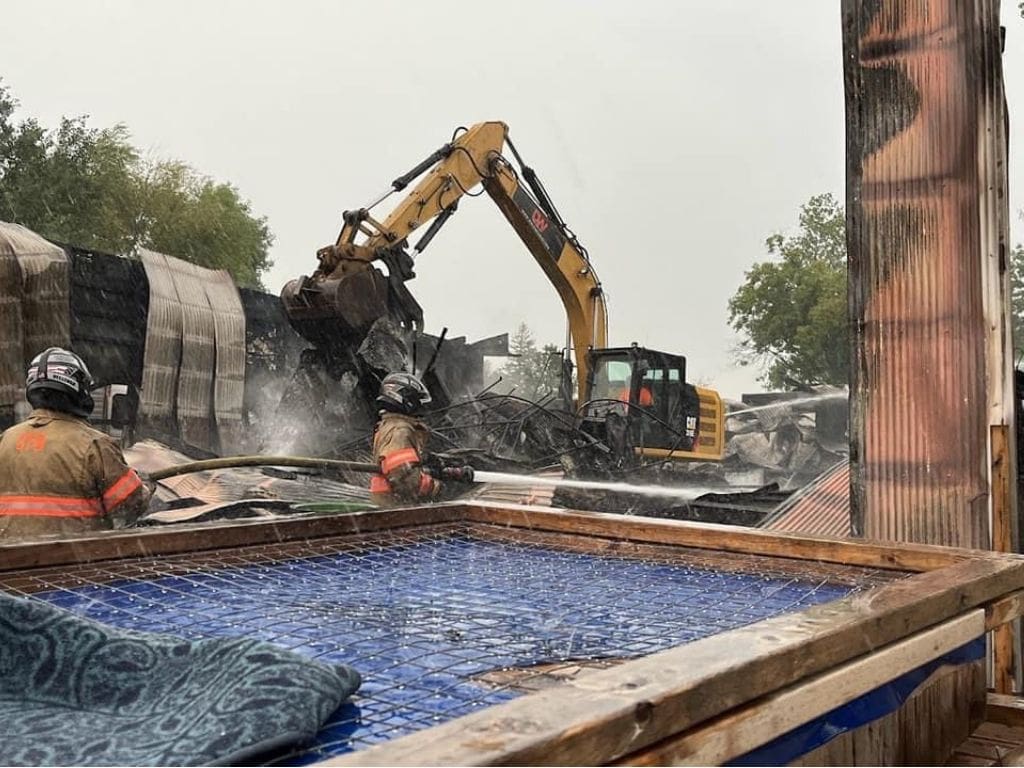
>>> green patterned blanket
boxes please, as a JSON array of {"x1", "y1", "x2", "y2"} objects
[{"x1": 0, "y1": 593, "x2": 360, "y2": 766}]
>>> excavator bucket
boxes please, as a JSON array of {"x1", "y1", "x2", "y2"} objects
[{"x1": 281, "y1": 267, "x2": 391, "y2": 348}]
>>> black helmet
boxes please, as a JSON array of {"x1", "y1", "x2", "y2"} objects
[
  {"x1": 376, "y1": 372, "x2": 432, "y2": 414},
  {"x1": 26, "y1": 347, "x2": 95, "y2": 418}
]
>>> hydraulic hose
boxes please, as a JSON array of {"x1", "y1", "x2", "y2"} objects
[{"x1": 146, "y1": 455, "x2": 380, "y2": 483}]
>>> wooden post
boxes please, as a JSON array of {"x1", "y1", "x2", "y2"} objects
[{"x1": 992, "y1": 425, "x2": 1017, "y2": 694}]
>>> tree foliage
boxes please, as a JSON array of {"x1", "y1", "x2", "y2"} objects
[
  {"x1": 1012, "y1": 243, "x2": 1024, "y2": 361},
  {"x1": 730, "y1": 196, "x2": 1024, "y2": 384},
  {"x1": 728, "y1": 193, "x2": 848, "y2": 388},
  {"x1": 498, "y1": 323, "x2": 561, "y2": 400},
  {"x1": 0, "y1": 84, "x2": 272, "y2": 287}
]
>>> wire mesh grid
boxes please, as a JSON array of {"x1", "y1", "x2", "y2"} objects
[{"x1": 1, "y1": 523, "x2": 904, "y2": 764}]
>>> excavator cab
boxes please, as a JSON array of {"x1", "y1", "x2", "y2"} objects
[{"x1": 580, "y1": 346, "x2": 724, "y2": 465}]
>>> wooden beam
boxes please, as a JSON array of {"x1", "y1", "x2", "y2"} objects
[
  {"x1": 616, "y1": 611, "x2": 984, "y2": 766},
  {"x1": 0, "y1": 505, "x2": 464, "y2": 571},
  {"x1": 992, "y1": 425, "x2": 1018, "y2": 694},
  {"x1": 986, "y1": 590, "x2": 1024, "y2": 630},
  {"x1": 0, "y1": 500, "x2": 985, "y2": 575},
  {"x1": 464, "y1": 502, "x2": 981, "y2": 572},
  {"x1": 993, "y1": 425, "x2": 1015, "y2": 554},
  {"x1": 317, "y1": 556, "x2": 1024, "y2": 767}
]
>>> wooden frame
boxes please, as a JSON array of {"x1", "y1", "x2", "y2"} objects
[{"x1": 1, "y1": 501, "x2": 1022, "y2": 766}]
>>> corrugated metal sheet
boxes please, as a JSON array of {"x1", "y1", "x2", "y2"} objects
[
  {"x1": 16, "y1": 240, "x2": 70, "y2": 364},
  {"x1": 140, "y1": 251, "x2": 243, "y2": 454},
  {"x1": 844, "y1": 0, "x2": 1006, "y2": 548},
  {"x1": 762, "y1": 460, "x2": 851, "y2": 538},
  {"x1": 0, "y1": 225, "x2": 26, "y2": 426},
  {"x1": 203, "y1": 271, "x2": 246, "y2": 454},
  {"x1": 166, "y1": 258, "x2": 216, "y2": 452},
  {"x1": 0, "y1": 222, "x2": 70, "y2": 420},
  {"x1": 139, "y1": 250, "x2": 184, "y2": 437}
]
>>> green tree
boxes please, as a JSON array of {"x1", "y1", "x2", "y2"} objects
[
  {"x1": 0, "y1": 83, "x2": 272, "y2": 287},
  {"x1": 498, "y1": 323, "x2": 561, "y2": 400},
  {"x1": 1012, "y1": 243, "x2": 1024, "y2": 361},
  {"x1": 133, "y1": 160, "x2": 272, "y2": 287},
  {"x1": 728, "y1": 193, "x2": 848, "y2": 388}
]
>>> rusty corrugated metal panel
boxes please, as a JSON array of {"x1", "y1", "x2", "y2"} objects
[
  {"x1": 844, "y1": 0, "x2": 1006, "y2": 548},
  {"x1": 139, "y1": 250, "x2": 183, "y2": 437},
  {"x1": 0, "y1": 225, "x2": 26, "y2": 426},
  {"x1": 762, "y1": 460, "x2": 851, "y2": 538},
  {"x1": 203, "y1": 272, "x2": 246, "y2": 454}
]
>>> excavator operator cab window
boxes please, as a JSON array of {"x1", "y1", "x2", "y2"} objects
[{"x1": 589, "y1": 359, "x2": 632, "y2": 412}]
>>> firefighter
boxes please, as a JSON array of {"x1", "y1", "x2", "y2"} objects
[
  {"x1": 370, "y1": 372, "x2": 473, "y2": 506},
  {"x1": 0, "y1": 347, "x2": 151, "y2": 539}
]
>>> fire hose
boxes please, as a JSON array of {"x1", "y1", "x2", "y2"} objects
[{"x1": 145, "y1": 455, "x2": 475, "y2": 483}]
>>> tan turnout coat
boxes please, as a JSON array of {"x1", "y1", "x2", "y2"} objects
[
  {"x1": 0, "y1": 408, "x2": 150, "y2": 539},
  {"x1": 370, "y1": 412, "x2": 441, "y2": 506}
]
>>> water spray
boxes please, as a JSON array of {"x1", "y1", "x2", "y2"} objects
[
  {"x1": 472, "y1": 470, "x2": 740, "y2": 502},
  {"x1": 727, "y1": 391, "x2": 847, "y2": 417}
]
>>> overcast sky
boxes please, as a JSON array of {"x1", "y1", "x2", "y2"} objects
[{"x1": 3, "y1": 1, "x2": 1023, "y2": 399}]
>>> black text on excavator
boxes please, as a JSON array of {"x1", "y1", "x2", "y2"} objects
[{"x1": 281, "y1": 121, "x2": 724, "y2": 464}]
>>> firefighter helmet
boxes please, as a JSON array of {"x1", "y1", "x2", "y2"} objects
[
  {"x1": 376, "y1": 372, "x2": 432, "y2": 414},
  {"x1": 25, "y1": 347, "x2": 96, "y2": 417}
]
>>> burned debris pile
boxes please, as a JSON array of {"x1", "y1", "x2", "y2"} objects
[{"x1": 721, "y1": 389, "x2": 848, "y2": 490}]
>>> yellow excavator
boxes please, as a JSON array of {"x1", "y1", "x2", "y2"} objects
[{"x1": 281, "y1": 121, "x2": 723, "y2": 463}]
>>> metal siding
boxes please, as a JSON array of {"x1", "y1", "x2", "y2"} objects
[
  {"x1": 0, "y1": 226, "x2": 25, "y2": 425},
  {"x1": 9, "y1": 227, "x2": 70, "y2": 370},
  {"x1": 138, "y1": 250, "x2": 183, "y2": 437},
  {"x1": 0, "y1": 223, "x2": 70, "y2": 419},
  {"x1": 763, "y1": 460, "x2": 852, "y2": 538},
  {"x1": 844, "y1": 0, "x2": 1005, "y2": 548},
  {"x1": 203, "y1": 271, "x2": 246, "y2": 455},
  {"x1": 167, "y1": 259, "x2": 217, "y2": 453}
]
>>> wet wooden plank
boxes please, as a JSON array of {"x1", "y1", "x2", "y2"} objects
[
  {"x1": 617, "y1": 612, "x2": 982, "y2": 765},
  {"x1": 465, "y1": 502, "x2": 980, "y2": 572},
  {"x1": 0, "y1": 505, "x2": 464, "y2": 570},
  {"x1": 991, "y1": 425, "x2": 1018, "y2": 695}
]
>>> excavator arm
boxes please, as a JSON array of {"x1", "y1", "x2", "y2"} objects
[{"x1": 282, "y1": 121, "x2": 608, "y2": 403}]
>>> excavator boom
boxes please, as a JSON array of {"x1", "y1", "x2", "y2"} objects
[{"x1": 282, "y1": 121, "x2": 607, "y2": 404}]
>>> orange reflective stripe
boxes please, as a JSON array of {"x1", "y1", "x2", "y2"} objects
[
  {"x1": 380, "y1": 447, "x2": 421, "y2": 475},
  {"x1": 102, "y1": 469, "x2": 143, "y2": 510},
  {"x1": 369, "y1": 474, "x2": 391, "y2": 494},
  {"x1": 15, "y1": 432, "x2": 47, "y2": 452},
  {"x1": 0, "y1": 495, "x2": 103, "y2": 518},
  {"x1": 417, "y1": 472, "x2": 436, "y2": 497}
]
